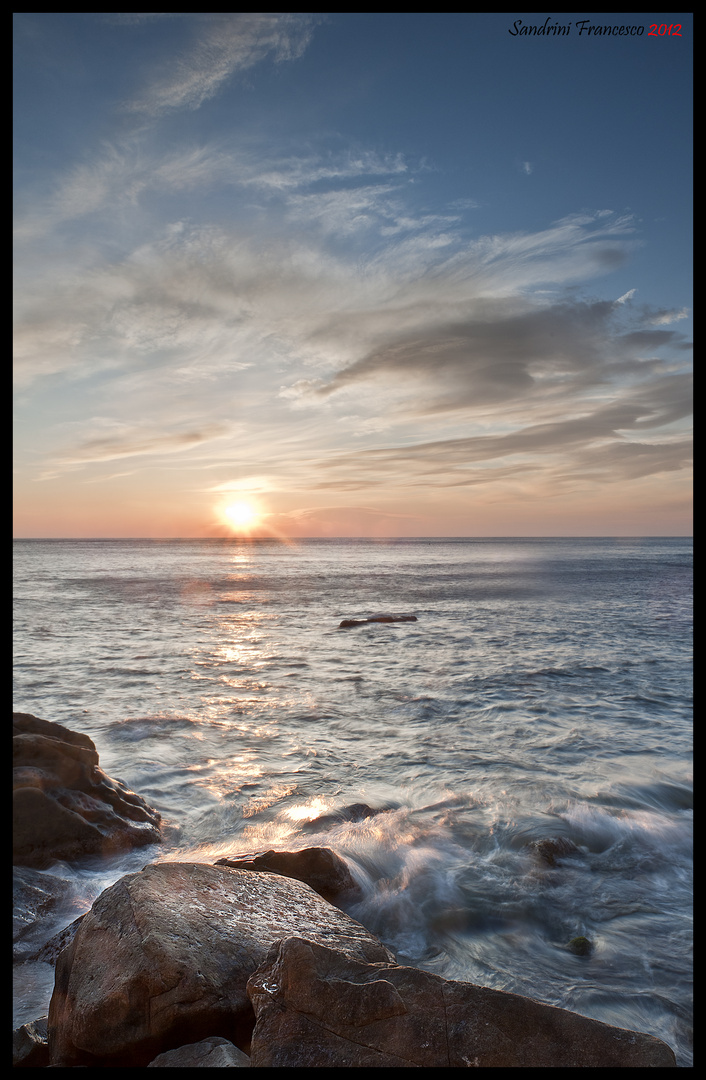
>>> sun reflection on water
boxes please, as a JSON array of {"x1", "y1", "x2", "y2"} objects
[{"x1": 285, "y1": 796, "x2": 331, "y2": 822}]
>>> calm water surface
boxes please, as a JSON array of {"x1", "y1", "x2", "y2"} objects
[{"x1": 13, "y1": 537, "x2": 693, "y2": 1064}]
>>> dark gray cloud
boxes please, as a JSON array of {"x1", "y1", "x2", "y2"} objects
[{"x1": 315, "y1": 298, "x2": 689, "y2": 414}]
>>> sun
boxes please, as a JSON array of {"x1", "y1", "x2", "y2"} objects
[{"x1": 220, "y1": 499, "x2": 261, "y2": 532}]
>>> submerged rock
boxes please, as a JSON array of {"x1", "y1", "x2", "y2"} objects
[
  {"x1": 48, "y1": 861, "x2": 394, "y2": 1067},
  {"x1": 13, "y1": 866, "x2": 77, "y2": 961},
  {"x1": 567, "y1": 936, "x2": 593, "y2": 957},
  {"x1": 339, "y1": 614, "x2": 417, "y2": 628},
  {"x1": 526, "y1": 836, "x2": 580, "y2": 867},
  {"x1": 215, "y1": 846, "x2": 361, "y2": 904},
  {"x1": 247, "y1": 937, "x2": 677, "y2": 1068},
  {"x1": 13, "y1": 713, "x2": 161, "y2": 869}
]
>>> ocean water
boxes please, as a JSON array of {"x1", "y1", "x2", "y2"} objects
[{"x1": 13, "y1": 537, "x2": 693, "y2": 1065}]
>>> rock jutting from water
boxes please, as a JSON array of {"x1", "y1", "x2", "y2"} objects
[
  {"x1": 338, "y1": 614, "x2": 418, "y2": 628},
  {"x1": 301, "y1": 801, "x2": 392, "y2": 832},
  {"x1": 13, "y1": 713, "x2": 162, "y2": 869},
  {"x1": 526, "y1": 835, "x2": 581, "y2": 867},
  {"x1": 215, "y1": 845, "x2": 362, "y2": 904}
]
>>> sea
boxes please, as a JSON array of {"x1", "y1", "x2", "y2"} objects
[{"x1": 13, "y1": 536, "x2": 693, "y2": 1065}]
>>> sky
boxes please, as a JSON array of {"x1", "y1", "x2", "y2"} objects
[{"x1": 13, "y1": 13, "x2": 692, "y2": 538}]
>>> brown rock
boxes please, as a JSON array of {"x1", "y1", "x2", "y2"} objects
[
  {"x1": 247, "y1": 937, "x2": 677, "y2": 1068},
  {"x1": 48, "y1": 862, "x2": 394, "y2": 1067},
  {"x1": 215, "y1": 846, "x2": 361, "y2": 904},
  {"x1": 13, "y1": 1016, "x2": 50, "y2": 1068},
  {"x1": 13, "y1": 713, "x2": 161, "y2": 868},
  {"x1": 147, "y1": 1037, "x2": 250, "y2": 1067}
]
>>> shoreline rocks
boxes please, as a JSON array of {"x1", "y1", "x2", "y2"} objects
[
  {"x1": 247, "y1": 937, "x2": 677, "y2": 1068},
  {"x1": 47, "y1": 861, "x2": 394, "y2": 1067},
  {"x1": 13, "y1": 713, "x2": 161, "y2": 869},
  {"x1": 43, "y1": 859, "x2": 677, "y2": 1068},
  {"x1": 13, "y1": 716, "x2": 680, "y2": 1068}
]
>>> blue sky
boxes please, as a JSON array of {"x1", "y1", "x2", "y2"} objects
[{"x1": 13, "y1": 13, "x2": 692, "y2": 536}]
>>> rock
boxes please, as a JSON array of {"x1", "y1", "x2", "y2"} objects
[
  {"x1": 215, "y1": 846, "x2": 361, "y2": 904},
  {"x1": 13, "y1": 867, "x2": 77, "y2": 960},
  {"x1": 147, "y1": 1037, "x2": 250, "y2": 1067},
  {"x1": 339, "y1": 614, "x2": 417, "y2": 628},
  {"x1": 13, "y1": 713, "x2": 161, "y2": 869},
  {"x1": 302, "y1": 802, "x2": 389, "y2": 832},
  {"x1": 247, "y1": 937, "x2": 677, "y2": 1068},
  {"x1": 526, "y1": 836, "x2": 580, "y2": 867},
  {"x1": 48, "y1": 862, "x2": 394, "y2": 1067},
  {"x1": 567, "y1": 936, "x2": 593, "y2": 956},
  {"x1": 34, "y1": 915, "x2": 86, "y2": 967},
  {"x1": 13, "y1": 1016, "x2": 50, "y2": 1068}
]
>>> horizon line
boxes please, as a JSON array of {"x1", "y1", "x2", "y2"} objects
[{"x1": 12, "y1": 534, "x2": 693, "y2": 541}]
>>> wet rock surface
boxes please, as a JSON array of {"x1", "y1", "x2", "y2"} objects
[
  {"x1": 215, "y1": 845, "x2": 361, "y2": 904},
  {"x1": 13, "y1": 867, "x2": 78, "y2": 962},
  {"x1": 526, "y1": 835, "x2": 581, "y2": 867},
  {"x1": 567, "y1": 935, "x2": 593, "y2": 956},
  {"x1": 13, "y1": 713, "x2": 161, "y2": 869},
  {"x1": 47, "y1": 861, "x2": 394, "y2": 1067},
  {"x1": 247, "y1": 937, "x2": 677, "y2": 1068},
  {"x1": 13, "y1": 1016, "x2": 50, "y2": 1068}
]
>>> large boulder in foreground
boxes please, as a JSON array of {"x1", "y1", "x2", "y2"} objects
[
  {"x1": 48, "y1": 862, "x2": 394, "y2": 1067},
  {"x1": 248, "y1": 938, "x2": 677, "y2": 1068},
  {"x1": 13, "y1": 713, "x2": 161, "y2": 869}
]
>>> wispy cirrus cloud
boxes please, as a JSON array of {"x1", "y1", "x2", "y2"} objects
[
  {"x1": 51, "y1": 420, "x2": 230, "y2": 467},
  {"x1": 647, "y1": 306, "x2": 690, "y2": 326},
  {"x1": 310, "y1": 380, "x2": 692, "y2": 492},
  {"x1": 125, "y1": 13, "x2": 318, "y2": 116},
  {"x1": 12, "y1": 56, "x2": 690, "y2": 507}
]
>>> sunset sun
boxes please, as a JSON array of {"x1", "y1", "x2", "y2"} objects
[{"x1": 220, "y1": 499, "x2": 261, "y2": 532}]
